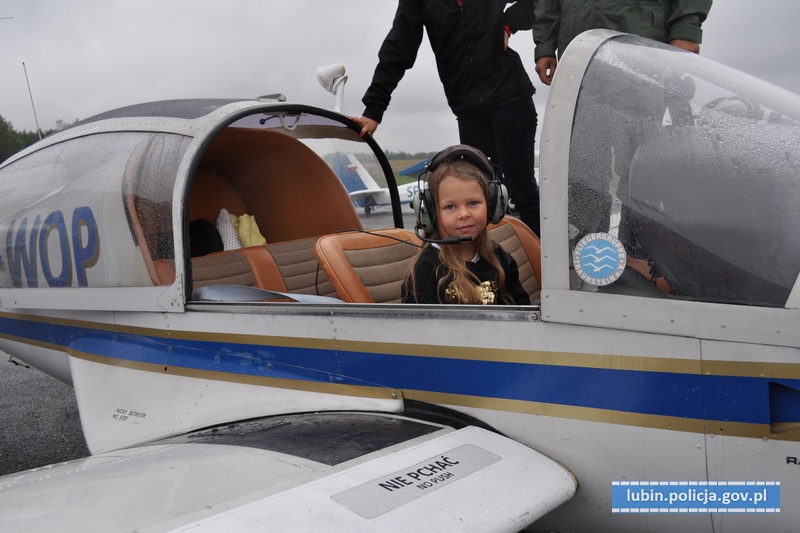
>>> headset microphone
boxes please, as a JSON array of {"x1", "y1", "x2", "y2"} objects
[{"x1": 414, "y1": 225, "x2": 472, "y2": 245}]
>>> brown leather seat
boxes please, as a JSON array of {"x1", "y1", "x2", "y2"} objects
[
  {"x1": 268, "y1": 237, "x2": 337, "y2": 298},
  {"x1": 488, "y1": 217, "x2": 542, "y2": 302},
  {"x1": 315, "y1": 229, "x2": 423, "y2": 303},
  {"x1": 187, "y1": 167, "x2": 288, "y2": 293},
  {"x1": 191, "y1": 245, "x2": 286, "y2": 292}
]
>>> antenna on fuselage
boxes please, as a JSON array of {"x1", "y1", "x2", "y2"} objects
[
  {"x1": 315, "y1": 63, "x2": 348, "y2": 114},
  {"x1": 22, "y1": 62, "x2": 42, "y2": 140}
]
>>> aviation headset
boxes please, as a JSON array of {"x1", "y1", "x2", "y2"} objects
[{"x1": 413, "y1": 145, "x2": 508, "y2": 235}]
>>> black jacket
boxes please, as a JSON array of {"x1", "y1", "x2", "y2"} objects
[
  {"x1": 362, "y1": 0, "x2": 535, "y2": 123},
  {"x1": 402, "y1": 243, "x2": 531, "y2": 305}
]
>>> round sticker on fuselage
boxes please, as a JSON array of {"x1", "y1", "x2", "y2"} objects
[{"x1": 572, "y1": 233, "x2": 627, "y2": 286}]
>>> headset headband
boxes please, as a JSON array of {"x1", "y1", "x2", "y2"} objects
[{"x1": 427, "y1": 144, "x2": 495, "y2": 180}]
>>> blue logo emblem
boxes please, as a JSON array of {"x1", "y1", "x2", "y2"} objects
[{"x1": 572, "y1": 233, "x2": 627, "y2": 286}]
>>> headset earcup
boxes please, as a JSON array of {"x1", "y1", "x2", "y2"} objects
[
  {"x1": 414, "y1": 189, "x2": 436, "y2": 233},
  {"x1": 488, "y1": 182, "x2": 507, "y2": 224}
]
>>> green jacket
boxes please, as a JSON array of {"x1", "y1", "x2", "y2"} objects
[{"x1": 533, "y1": 0, "x2": 712, "y2": 60}]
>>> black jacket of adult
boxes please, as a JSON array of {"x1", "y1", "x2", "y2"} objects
[{"x1": 362, "y1": 0, "x2": 535, "y2": 124}]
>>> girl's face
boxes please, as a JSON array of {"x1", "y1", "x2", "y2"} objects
[{"x1": 436, "y1": 175, "x2": 488, "y2": 244}]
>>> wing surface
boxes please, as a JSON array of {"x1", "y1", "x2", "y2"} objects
[{"x1": 0, "y1": 412, "x2": 575, "y2": 532}]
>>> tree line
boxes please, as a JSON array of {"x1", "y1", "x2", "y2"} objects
[
  {"x1": 384, "y1": 149, "x2": 438, "y2": 161},
  {"x1": 0, "y1": 115, "x2": 77, "y2": 163}
]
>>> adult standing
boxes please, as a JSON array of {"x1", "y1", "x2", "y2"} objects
[
  {"x1": 531, "y1": 0, "x2": 712, "y2": 251},
  {"x1": 533, "y1": 0, "x2": 712, "y2": 86},
  {"x1": 356, "y1": 1, "x2": 541, "y2": 236}
]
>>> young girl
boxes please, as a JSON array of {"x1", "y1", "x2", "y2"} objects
[{"x1": 402, "y1": 147, "x2": 531, "y2": 305}]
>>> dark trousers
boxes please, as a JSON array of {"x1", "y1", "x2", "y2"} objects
[{"x1": 457, "y1": 97, "x2": 541, "y2": 236}]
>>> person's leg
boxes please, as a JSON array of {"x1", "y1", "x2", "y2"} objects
[
  {"x1": 490, "y1": 98, "x2": 540, "y2": 236},
  {"x1": 458, "y1": 99, "x2": 541, "y2": 236},
  {"x1": 457, "y1": 112, "x2": 497, "y2": 164}
]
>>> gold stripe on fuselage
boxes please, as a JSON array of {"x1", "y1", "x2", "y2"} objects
[
  {"x1": 3, "y1": 311, "x2": 800, "y2": 442},
  {"x1": 2, "y1": 311, "x2": 800, "y2": 378}
]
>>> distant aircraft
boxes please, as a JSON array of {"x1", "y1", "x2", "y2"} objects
[
  {"x1": 342, "y1": 154, "x2": 421, "y2": 214},
  {"x1": 1, "y1": 30, "x2": 799, "y2": 532}
]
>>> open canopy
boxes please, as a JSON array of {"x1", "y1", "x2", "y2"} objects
[{"x1": 542, "y1": 30, "x2": 800, "y2": 308}]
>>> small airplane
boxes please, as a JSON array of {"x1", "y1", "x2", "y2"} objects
[
  {"x1": 340, "y1": 153, "x2": 421, "y2": 214},
  {"x1": 1, "y1": 30, "x2": 799, "y2": 532}
]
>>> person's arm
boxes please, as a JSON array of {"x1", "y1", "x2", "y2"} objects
[
  {"x1": 502, "y1": 1, "x2": 534, "y2": 52},
  {"x1": 666, "y1": 0, "x2": 713, "y2": 53},
  {"x1": 535, "y1": 56, "x2": 558, "y2": 86},
  {"x1": 669, "y1": 39, "x2": 701, "y2": 54},
  {"x1": 353, "y1": 116, "x2": 380, "y2": 138},
  {"x1": 359, "y1": 0, "x2": 425, "y2": 137},
  {"x1": 504, "y1": 0, "x2": 535, "y2": 34},
  {"x1": 533, "y1": 0, "x2": 561, "y2": 85}
]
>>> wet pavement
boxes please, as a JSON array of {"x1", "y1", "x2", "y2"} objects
[{"x1": 0, "y1": 352, "x2": 89, "y2": 476}]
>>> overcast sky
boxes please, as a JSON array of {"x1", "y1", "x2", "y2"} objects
[{"x1": 1, "y1": 1, "x2": 798, "y2": 153}]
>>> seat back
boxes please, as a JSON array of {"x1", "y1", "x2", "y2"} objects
[
  {"x1": 267, "y1": 237, "x2": 338, "y2": 298},
  {"x1": 315, "y1": 229, "x2": 423, "y2": 303},
  {"x1": 488, "y1": 217, "x2": 542, "y2": 302},
  {"x1": 191, "y1": 245, "x2": 287, "y2": 292}
]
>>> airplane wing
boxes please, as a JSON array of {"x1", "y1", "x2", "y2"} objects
[
  {"x1": 0, "y1": 412, "x2": 575, "y2": 532},
  {"x1": 399, "y1": 159, "x2": 431, "y2": 178},
  {"x1": 349, "y1": 188, "x2": 392, "y2": 208}
]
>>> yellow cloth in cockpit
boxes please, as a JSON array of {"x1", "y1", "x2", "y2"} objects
[{"x1": 232, "y1": 213, "x2": 267, "y2": 247}]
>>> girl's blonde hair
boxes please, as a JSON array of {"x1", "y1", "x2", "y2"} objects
[{"x1": 408, "y1": 159, "x2": 509, "y2": 304}]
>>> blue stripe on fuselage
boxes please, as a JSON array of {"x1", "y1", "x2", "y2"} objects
[{"x1": 0, "y1": 314, "x2": 791, "y2": 426}]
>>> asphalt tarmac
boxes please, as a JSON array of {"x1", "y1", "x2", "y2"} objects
[{"x1": 0, "y1": 351, "x2": 89, "y2": 476}]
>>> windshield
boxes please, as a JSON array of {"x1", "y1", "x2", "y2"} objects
[{"x1": 568, "y1": 35, "x2": 800, "y2": 307}]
